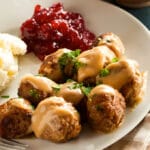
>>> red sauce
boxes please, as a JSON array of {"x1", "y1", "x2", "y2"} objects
[{"x1": 20, "y1": 3, "x2": 96, "y2": 60}]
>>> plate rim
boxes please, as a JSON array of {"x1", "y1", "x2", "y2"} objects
[{"x1": 0, "y1": 0, "x2": 150, "y2": 149}]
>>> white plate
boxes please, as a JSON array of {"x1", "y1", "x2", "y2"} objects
[{"x1": 0, "y1": 0, "x2": 150, "y2": 150}]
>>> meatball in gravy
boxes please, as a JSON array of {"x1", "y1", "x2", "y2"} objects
[
  {"x1": 96, "y1": 59, "x2": 146, "y2": 107},
  {"x1": 56, "y1": 81, "x2": 84, "y2": 106},
  {"x1": 94, "y1": 32, "x2": 125, "y2": 58},
  {"x1": 18, "y1": 74, "x2": 57, "y2": 106},
  {"x1": 76, "y1": 46, "x2": 116, "y2": 84},
  {"x1": 39, "y1": 48, "x2": 71, "y2": 82},
  {"x1": 87, "y1": 84, "x2": 125, "y2": 132},
  {"x1": 32, "y1": 96, "x2": 81, "y2": 142}
]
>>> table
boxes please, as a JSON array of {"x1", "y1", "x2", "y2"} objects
[{"x1": 104, "y1": 0, "x2": 150, "y2": 29}]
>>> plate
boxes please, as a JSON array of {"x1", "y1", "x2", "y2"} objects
[{"x1": 0, "y1": 0, "x2": 150, "y2": 149}]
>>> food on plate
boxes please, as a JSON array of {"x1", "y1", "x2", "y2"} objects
[
  {"x1": 0, "y1": 98, "x2": 33, "y2": 138},
  {"x1": 87, "y1": 84, "x2": 126, "y2": 132},
  {"x1": 0, "y1": 33, "x2": 27, "y2": 92},
  {"x1": 21, "y1": 3, "x2": 96, "y2": 60},
  {"x1": 0, "y1": 0, "x2": 147, "y2": 143},
  {"x1": 76, "y1": 46, "x2": 116, "y2": 84},
  {"x1": 120, "y1": 68, "x2": 146, "y2": 107},
  {"x1": 32, "y1": 96, "x2": 81, "y2": 142},
  {"x1": 39, "y1": 48, "x2": 72, "y2": 82},
  {"x1": 0, "y1": 28, "x2": 146, "y2": 143},
  {"x1": 18, "y1": 74, "x2": 57, "y2": 106},
  {"x1": 94, "y1": 32, "x2": 125, "y2": 58},
  {"x1": 39, "y1": 45, "x2": 117, "y2": 85},
  {"x1": 96, "y1": 59, "x2": 146, "y2": 107},
  {"x1": 0, "y1": 48, "x2": 18, "y2": 92},
  {"x1": 0, "y1": 33, "x2": 27, "y2": 55},
  {"x1": 56, "y1": 80, "x2": 84, "y2": 106}
]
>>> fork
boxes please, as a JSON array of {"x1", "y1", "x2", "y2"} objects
[{"x1": 0, "y1": 138, "x2": 29, "y2": 150}]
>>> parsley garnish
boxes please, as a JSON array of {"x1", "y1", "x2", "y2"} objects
[
  {"x1": 31, "y1": 105, "x2": 35, "y2": 110},
  {"x1": 1, "y1": 95, "x2": 9, "y2": 98},
  {"x1": 67, "y1": 82, "x2": 92, "y2": 96},
  {"x1": 74, "y1": 61, "x2": 84, "y2": 70},
  {"x1": 59, "y1": 49, "x2": 80, "y2": 68},
  {"x1": 52, "y1": 85, "x2": 61, "y2": 93},
  {"x1": 96, "y1": 80, "x2": 103, "y2": 85},
  {"x1": 112, "y1": 57, "x2": 119, "y2": 63},
  {"x1": 95, "y1": 105, "x2": 104, "y2": 112},
  {"x1": 81, "y1": 86, "x2": 93, "y2": 96},
  {"x1": 34, "y1": 74, "x2": 43, "y2": 77},
  {"x1": 106, "y1": 39, "x2": 111, "y2": 43},
  {"x1": 66, "y1": 79, "x2": 74, "y2": 82},
  {"x1": 58, "y1": 49, "x2": 81, "y2": 75},
  {"x1": 68, "y1": 82, "x2": 83, "y2": 90},
  {"x1": 29, "y1": 89, "x2": 39, "y2": 99},
  {"x1": 72, "y1": 49, "x2": 81, "y2": 57},
  {"x1": 99, "y1": 68, "x2": 110, "y2": 77}
]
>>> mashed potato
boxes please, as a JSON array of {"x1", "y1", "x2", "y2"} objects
[
  {"x1": 0, "y1": 33, "x2": 27, "y2": 55},
  {"x1": 0, "y1": 33, "x2": 27, "y2": 92}
]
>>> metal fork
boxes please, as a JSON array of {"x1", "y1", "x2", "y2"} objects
[{"x1": 0, "y1": 138, "x2": 29, "y2": 150}]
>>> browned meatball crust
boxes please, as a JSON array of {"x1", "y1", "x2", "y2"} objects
[
  {"x1": 56, "y1": 81, "x2": 84, "y2": 106},
  {"x1": 76, "y1": 46, "x2": 116, "y2": 85},
  {"x1": 18, "y1": 74, "x2": 57, "y2": 106},
  {"x1": 87, "y1": 85, "x2": 126, "y2": 132},
  {"x1": 0, "y1": 98, "x2": 33, "y2": 138},
  {"x1": 96, "y1": 59, "x2": 146, "y2": 107},
  {"x1": 94, "y1": 32, "x2": 125, "y2": 58},
  {"x1": 120, "y1": 71, "x2": 146, "y2": 107},
  {"x1": 32, "y1": 96, "x2": 81, "y2": 142},
  {"x1": 39, "y1": 48, "x2": 71, "y2": 82}
]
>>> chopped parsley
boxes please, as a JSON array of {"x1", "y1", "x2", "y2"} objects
[
  {"x1": 59, "y1": 49, "x2": 80, "y2": 68},
  {"x1": 67, "y1": 82, "x2": 92, "y2": 96},
  {"x1": 95, "y1": 105, "x2": 105, "y2": 112},
  {"x1": 74, "y1": 61, "x2": 85, "y2": 70},
  {"x1": 34, "y1": 74, "x2": 43, "y2": 77},
  {"x1": 66, "y1": 79, "x2": 74, "y2": 82},
  {"x1": 106, "y1": 39, "x2": 111, "y2": 43},
  {"x1": 29, "y1": 89, "x2": 39, "y2": 99},
  {"x1": 31, "y1": 105, "x2": 35, "y2": 110},
  {"x1": 72, "y1": 49, "x2": 81, "y2": 57},
  {"x1": 99, "y1": 68, "x2": 110, "y2": 77},
  {"x1": 58, "y1": 49, "x2": 81, "y2": 74},
  {"x1": 96, "y1": 80, "x2": 103, "y2": 85},
  {"x1": 112, "y1": 57, "x2": 119, "y2": 63},
  {"x1": 68, "y1": 82, "x2": 83, "y2": 90},
  {"x1": 1, "y1": 95, "x2": 9, "y2": 98},
  {"x1": 52, "y1": 85, "x2": 61, "y2": 93},
  {"x1": 81, "y1": 86, "x2": 92, "y2": 96}
]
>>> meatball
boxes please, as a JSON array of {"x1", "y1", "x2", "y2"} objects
[
  {"x1": 56, "y1": 81, "x2": 84, "y2": 106},
  {"x1": 39, "y1": 48, "x2": 72, "y2": 82},
  {"x1": 32, "y1": 96, "x2": 81, "y2": 142},
  {"x1": 18, "y1": 74, "x2": 58, "y2": 106},
  {"x1": 96, "y1": 59, "x2": 146, "y2": 107},
  {"x1": 94, "y1": 32, "x2": 125, "y2": 58},
  {"x1": 120, "y1": 71, "x2": 146, "y2": 107},
  {"x1": 76, "y1": 46, "x2": 116, "y2": 84},
  {"x1": 87, "y1": 84, "x2": 126, "y2": 132},
  {"x1": 96, "y1": 59, "x2": 138, "y2": 89},
  {"x1": 0, "y1": 98, "x2": 33, "y2": 138}
]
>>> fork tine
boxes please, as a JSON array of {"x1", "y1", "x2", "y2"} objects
[
  {"x1": 0, "y1": 145, "x2": 14, "y2": 150},
  {"x1": 7, "y1": 139, "x2": 29, "y2": 147},
  {"x1": 0, "y1": 142, "x2": 26, "y2": 150},
  {"x1": 0, "y1": 143, "x2": 24, "y2": 150},
  {"x1": 0, "y1": 138, "x2": 28, "y2": 148}
]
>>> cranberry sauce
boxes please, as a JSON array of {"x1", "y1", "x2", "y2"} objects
[{"x1": 21, "y1": 3, "x2": 96, "y2": 60}]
